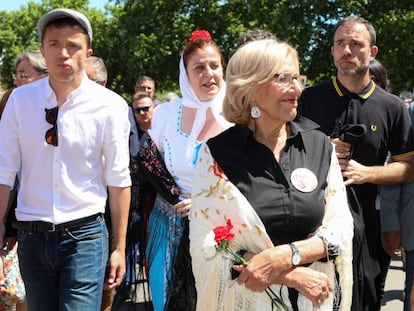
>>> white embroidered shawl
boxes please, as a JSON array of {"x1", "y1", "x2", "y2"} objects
[{"x1": 189, "y1": 144, "x2": 353, "y2": 311}]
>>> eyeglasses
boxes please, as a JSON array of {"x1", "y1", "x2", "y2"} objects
[
  {"x1": 133, "y1": 106, "x2": 151, "y2": 114},
  {"x1": 274, "y1": 73, "x2": 307, "y2": 88},
  {"x1": 13, "y1": 73, "x2": 32, "y2": 80},
  {"x1": 45, "y1": 107, "x2": 59, "y2": 146}
]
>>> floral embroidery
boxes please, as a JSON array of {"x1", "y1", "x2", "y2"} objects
[
  {"x1": 201, "y1": 208, "x2": 210, "y2": 219},
  {"x1": 138, "y1": 135, "x2": 180, "y2": 202},
  {"x1": 212, "y1": 161, "x2": 229, "y2": 181}
]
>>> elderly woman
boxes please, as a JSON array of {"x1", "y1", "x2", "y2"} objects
[
  {"x1": 13, "y1": 50, "x2": 48, "y2": 87},
  {"x1": 189, "y1": 39, "x2": 353, "y2": 311}
]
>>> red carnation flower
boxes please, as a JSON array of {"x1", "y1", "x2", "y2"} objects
[
  {"x1": 189, "y1": 29, "x2": 212, "y2": 42},
  {"x1": 213, "y1": 219, "x2": 234, "y2": 244},
  {"x1": 206, "y1": 219, "x2": 288, "y2": 310}
]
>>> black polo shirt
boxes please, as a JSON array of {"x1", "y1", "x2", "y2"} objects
[
  {"x1": 298, "y1": 78, "x2": 413, "y2": 165},
  {"x1": 298, "y1": 78, "x2": 414, "y2": 244},
  {"x1": 207, "y1": 116, "x2": 333, "y2": 246}
]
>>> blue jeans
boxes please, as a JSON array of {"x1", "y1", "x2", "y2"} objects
[
  {"x1": 17, "y1": 215, "x2": 108, "y2": 311},
  {"x1": 405, "y1": 250, "x2": 414, "y2": 311}
]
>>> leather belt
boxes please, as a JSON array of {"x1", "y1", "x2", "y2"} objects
[{"x1": 12, "y1": 213, "x2": 103, "y2": 233}]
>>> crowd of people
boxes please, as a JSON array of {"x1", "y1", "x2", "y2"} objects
[{"x1": 0, "y1": 7, "x2": 413, "y2": 311}]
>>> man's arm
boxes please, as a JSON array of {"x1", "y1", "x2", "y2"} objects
[
  {"x1": 341, "y1": 157, "x2": 414, "y2": 186},
  {"x1": 379, "y1": 185, "x2": 402, "y2": 256},
  {"x1": 0, "y1": 184, "x2": 12, "y2": 249},
  {"x1": 331, "y1": 138, "x2": 414, "y2": 185},
  {"x1": 104, "y1": 185, "x2": 130, "y2": 290}
]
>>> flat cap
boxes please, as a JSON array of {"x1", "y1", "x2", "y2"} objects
[{"x1": 37, "y1": 8, "x2": 92, "y2": 44}]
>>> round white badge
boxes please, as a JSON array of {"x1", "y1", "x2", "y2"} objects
[{"x1": 290, "y1": 168, "x2": 318, "y2": 192}]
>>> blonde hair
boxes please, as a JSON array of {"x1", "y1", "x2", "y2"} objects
[{"x1": 223, "y1": 39, "x2": 299, "y2": 124}]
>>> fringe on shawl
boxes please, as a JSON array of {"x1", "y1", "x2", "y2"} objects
[
  {"x1": 145, "y1": 195, "x2": 182, "y2": 295},
  {"x1": 166, "y1": 217, "x2": 197, "y2": 311},
  {"x1": 146, "y1": 195, "x2": 197, "y2": 311}
]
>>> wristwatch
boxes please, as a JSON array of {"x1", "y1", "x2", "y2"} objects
[{"x1": 289, "y1": 243, "x2": 301, "y2": 266}]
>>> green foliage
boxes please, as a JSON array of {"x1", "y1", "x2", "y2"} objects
[{"x1": 0, "y1": 0, "x2": 413, "y2": 96}]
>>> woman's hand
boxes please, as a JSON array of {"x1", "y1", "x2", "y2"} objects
[
  {"x1": 285, "y1": 266, "x2": 333, "y2": 306},
  {"x1": 173, "y1": 194, "x2": 191, "y2": 218},
  {"x1": 234, "y1": 245, "x2": 292, "y2": 292}
]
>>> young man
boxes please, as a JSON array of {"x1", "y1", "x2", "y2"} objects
[
  {"x1": 0, "y1": 8, "x2": 131, "y2": 310},
  {"x1": 298, "y1": 16, "x2": 414, "y2": 311}
]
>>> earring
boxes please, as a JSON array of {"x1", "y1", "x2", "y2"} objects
[{"x1": 250, "y1": 106, "x2": 261, "y2": 119}]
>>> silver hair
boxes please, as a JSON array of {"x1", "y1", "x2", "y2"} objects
[
  {"x1": 14, "y1": 50, "x2": 48, "y2": 74},
  {"x1": 85, "y1": 56, "x2": 108, "y2": 83}
]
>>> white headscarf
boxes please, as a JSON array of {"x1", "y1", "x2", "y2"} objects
[{"x1": 178, "y1": 53, "x2": 232, "y2": 165}]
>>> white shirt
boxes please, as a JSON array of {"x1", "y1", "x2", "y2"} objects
[
  {"x1": 149, "y1": 99, "x2": 195, "y2": 194},
  {"x1": 0, "y1": 74, "x2": 131, "y2": 224}
]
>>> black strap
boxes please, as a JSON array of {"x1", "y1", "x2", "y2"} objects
[{"x1": 13, "y1": 213, "x2": 102, "y2": 232}]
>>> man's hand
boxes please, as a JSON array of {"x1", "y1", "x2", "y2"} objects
[
  {"x1": 330, "y1": 138, "x2": 351, "y2": 160},
  {"x1": 340, "y1": 159, "x2": 371, "y2": 185},
  {"x1": 0, "y1": 185, "x2": 12, "y2": 256},
  {"x1": 0, "y1": 223, "x2": 6, "y2": 257},
  {"x1": 330, "y1": 138, "x2": 371, "y2": 186},
  {"x1": 106, "y1": 186, "x2": 130, "y2": 290},
  {"x1": 381, "y1": 230, "x2": 401, "y2": 257},
  {"x1": 104, "y1": 249, "x2": 126, "y2": 290}
]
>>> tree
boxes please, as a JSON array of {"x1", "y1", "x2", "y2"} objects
[
  {"x1": 0, "y1": 0, "x2": 107, "y2": 86},
  {"x1": 0, "y1": 0, "x2": 413, "y2": 96},
  {"x1": 97, "y1": 0, "x2": 188, "y2": 99}
]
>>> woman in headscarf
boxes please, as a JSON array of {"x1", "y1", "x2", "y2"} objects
[{"x1": 139, "y1": 30, "x2": 232, "y2": 311}]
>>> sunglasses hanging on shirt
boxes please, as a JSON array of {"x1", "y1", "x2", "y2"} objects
[{"x1": 45, "y1": 106, "x2": 59, "y2": 146}]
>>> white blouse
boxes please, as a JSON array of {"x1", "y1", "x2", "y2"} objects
[{"x1": 148, "y1": 98, "x2": 200, "y2": 195}]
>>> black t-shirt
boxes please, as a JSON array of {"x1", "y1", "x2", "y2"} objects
[{"x1": 207, "y1": 117, "x2": 333, "y2": 246}]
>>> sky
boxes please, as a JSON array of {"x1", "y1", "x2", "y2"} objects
[{"x1": 0, "y1": 0, "x2": 107, "y2": 11}]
